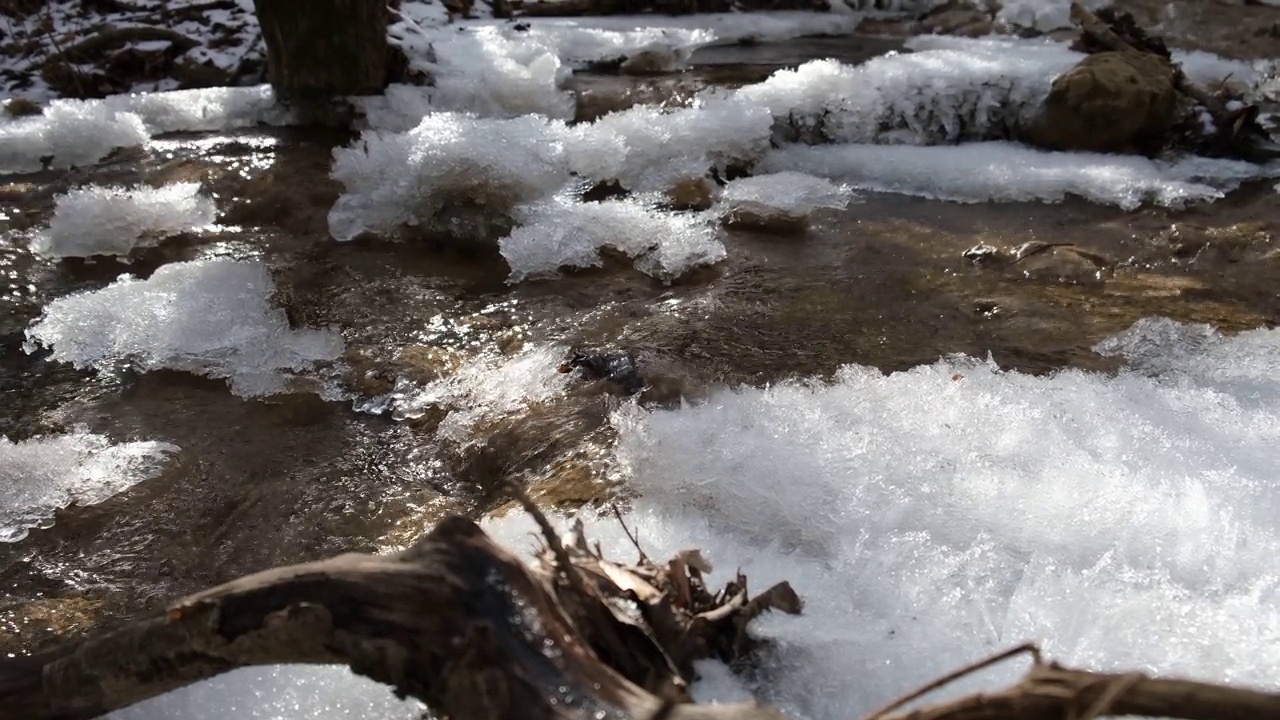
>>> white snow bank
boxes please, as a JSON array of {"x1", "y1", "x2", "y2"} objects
[
  {"x1": 736, "y1": 41, "x2": 1080, "y2": 145},
  {"x1": 32, "y1": 183, "x2": 216, "y2": 259},
  {"x1": 0, "y1": 430, "x2": 179, "y2": 543},
  {"x1": 0, "y1": 85, "x2": 289, "y2": 174},
  {"x1": 24, "y1": 259, "x2": 343, "y2": 397},
  {"x1": 359, "y1": 343, "x2": 571, "y2": 440},
  {"x1": 500, "y1": 194, "x2": 725, "y2": 282},
  {"x1": 105, "y1": 665, "x2": 425, "y2": 720},
  {"x1": 484, "y1": 316, "x2": 1280, "y2": 719},
  {"x1": 761, "y1": 141, "x2": 1280, "y2": 209},
  {"x1": 718, "y1": 171, "x2": 854, "y2": 215}
]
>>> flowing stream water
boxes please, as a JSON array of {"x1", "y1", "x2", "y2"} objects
[{"x1": 3, "y1": 11, "x2": 1280, "y2": 720}]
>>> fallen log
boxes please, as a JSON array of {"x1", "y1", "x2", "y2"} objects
[{"x1": 0, "y1": 507, "x2": 797, "y2": 720}]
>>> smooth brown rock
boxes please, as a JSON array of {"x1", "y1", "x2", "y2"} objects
[{"x1": 1025, "y1": 50, "x2": 1177, "y2": 155}]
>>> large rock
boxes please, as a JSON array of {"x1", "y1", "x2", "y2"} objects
[{"x1": 1025, "y1": 50, "x2": 1178, "y2": 155}]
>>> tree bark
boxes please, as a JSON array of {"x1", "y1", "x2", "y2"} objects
[{"x1": 251, "y1": 0, "x2": 389, "y2": 101}]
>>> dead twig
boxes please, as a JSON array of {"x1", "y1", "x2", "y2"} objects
[
  {"x1": 504, "y1": 478, "x2": 585, "y2": 594},
  {"x1": 612, "y1": 503, "x2": 652, "y2": 565},
  {"x1": 861, "y1": 643, "x2": 1041, "y2": 720}
]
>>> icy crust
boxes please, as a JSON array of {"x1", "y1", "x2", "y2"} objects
[
  {"x1": 718, "y1": 171, "x2": 854, "y2": 215},
  {"x1": 760, "y1": 142, "x2": 1280, "y2": 209},
  {"x1": 736, "y1": 42, "x2": 1080, "y2": 145},
  {"x1": 0, "y1": 430, "x2": 179, "y2": 543},
  {"x1": 500, "y1": 195, "x2": 725, "y2": 282},
  {"x1": 478, "y1": 317, "x2": 1280, "y2": 720},
  {"x1": 0, "y1": 85, "x2": 289, "y2": 174},
  {"x1": 32, "y1": 183, "x2": 217, "y2": 259},
  {"x1": 23, "y1": 259, "x2": 343, "y2": 397}
]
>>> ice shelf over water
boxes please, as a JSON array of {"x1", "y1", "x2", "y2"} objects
[
  {"x1": 501, "y1": 194, "x2": 726, "y2": 282},
  {"x1": 737, "y1": 43, "x2": 1080, "y2": 145},
  {"x1": 0, "y1": 430, "x2": 179, "y2": 543},
  {"x1": 761, "y1": 142, "x2": 1280, "y2": 209},
  {"x1": 718, "y1": 171, "x2": 854, "y2": 216},
  {"x1": 32, "y1": 183, "x2": 217, "y2": 259},
  {"x1": 0, "y1": 85, "x2": 290, "y2": 173},
  {"x1": 23, "y1": 258, "x2": 343, "y2": 397}
]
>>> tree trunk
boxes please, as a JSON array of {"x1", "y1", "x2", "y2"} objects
[{"x1": 251, "y1": 0, "x2": 389, "y2": 102}]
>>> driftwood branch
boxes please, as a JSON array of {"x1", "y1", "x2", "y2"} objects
[
  {"x1": 0, "y1": 515, "x2": 794, "y2": 720},
  {"x1": 878, "y1": 660, "x2": 1280, "y2": 720}
]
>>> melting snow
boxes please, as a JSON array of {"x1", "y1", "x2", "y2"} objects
[
  {"x1": 0, "y1": 430, "x2": 179, "y2": 543},
  {"x1": 23, "y1": 258, "x2": 343, "y2": 397},
  {"x1": 32, "y1": 183, "x2": 216, "y2": 259},
  {"x1": 360, "y1": 343, "x2": 571, "y2": 442}
]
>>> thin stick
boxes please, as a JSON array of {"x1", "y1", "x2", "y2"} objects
[
  {"x1": 612, "y1": 503, "x2": 651, "y2": 565},
  {"x1": 859, "y1": 643, "x2": 1042, "y2": 720}
]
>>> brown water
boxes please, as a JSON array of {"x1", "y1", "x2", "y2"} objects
[{"x1": 2, "y1": 24, "x2": 1279, "y2": 657}]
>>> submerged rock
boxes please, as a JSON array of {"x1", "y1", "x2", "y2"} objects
[
  {"x1": 558, "y1": 348, "x2": 646, "y2": 395},
  {"x1": 1025, "y1": 50, "x2": 1178, "y2": 155}
]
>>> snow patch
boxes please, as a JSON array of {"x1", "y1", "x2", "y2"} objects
[
  {"x1": 1, "y1": 430, "x2": 179, "y2": 543},
  {"x1": 32, "y1": 183, "x2": 216, "y2": 259},
  {"x1": 761, "y1": 141, "x2": 1280, "y2": 210},
  {"x1": 24, "y1": 259, "x2": 343, "y2": 397}
]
